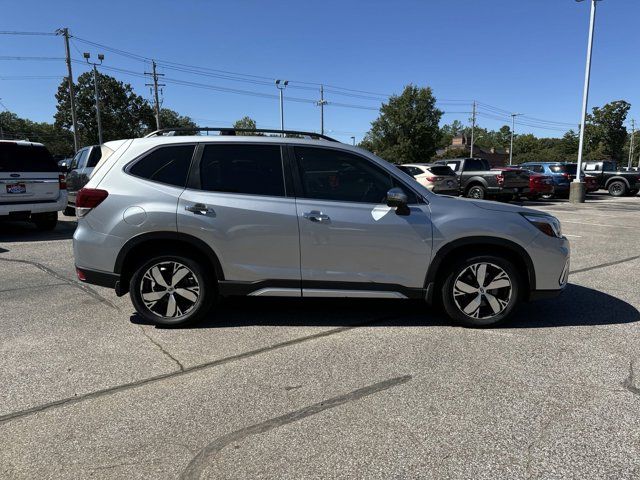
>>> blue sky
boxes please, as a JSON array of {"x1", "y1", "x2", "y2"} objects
[{"x1": 1, "y1": 0, "x2": 638, "y2": 143}]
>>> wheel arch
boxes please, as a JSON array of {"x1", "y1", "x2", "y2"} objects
[
  {"x1": 114, "y1": 232, "x2": 224, "y2": 295},
  {"x1": 605, "y1": 176, "x2": 631, "y2": 188},
  {"x1": 424, "y1": 236, "x2": 535, "y2": 302}
]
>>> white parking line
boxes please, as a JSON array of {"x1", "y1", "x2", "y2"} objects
[
  {"x1": 560, "y1": 220, "x2": 636, "y2": 229},
  {"x1": 564, "y1": 234, "x2": 582, "y2": 238}
]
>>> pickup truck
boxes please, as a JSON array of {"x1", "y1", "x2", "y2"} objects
[
  {"x1": 583, "y1": 161, "x2": 640, "y2": 197},
  {"x1": 434, "y1": 157, "x2": 530, "y2": 200}
]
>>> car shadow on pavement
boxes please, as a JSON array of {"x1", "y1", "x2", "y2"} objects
[
  {"x1": 130, "y1": 283, "x2": 638, "y2": 330},
  {"x1": 0, "y1": 217, "x2": 76, "y2": 243}
]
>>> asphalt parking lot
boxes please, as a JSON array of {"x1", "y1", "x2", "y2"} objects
[{"x1": 1, "y1": 193, "x2": 639, "y2": 480}]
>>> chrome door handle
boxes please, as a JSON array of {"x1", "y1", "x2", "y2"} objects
[
  {"x1": 185, "y1": 203, "x2": 216, "y2": 216},
  {"x1": 303, "y1": 210, "x2": 330, "y2": 223}
]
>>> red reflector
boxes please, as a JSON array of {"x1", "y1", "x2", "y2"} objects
[
  {"x1": 76, "y1": 188, "x2": 109, "y2": 209},
  {"x1": 495, "y1": 174, "x2": 504, "y2": 186},
  {"x1": 76, "y1": 268, "x2": 87, "y2": 281},
  {"x1": 58, "y1": 174, "x2": 67, "y2": 190}
]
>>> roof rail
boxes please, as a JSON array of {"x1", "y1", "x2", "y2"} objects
[{"x1": 144, "y1": 127, "x2": 339, "y2": 142}]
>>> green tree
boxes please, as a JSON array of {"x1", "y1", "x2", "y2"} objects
[
  {"x1": 233, "y1": 116, "x2": 257, "y2": 130},
  {"x1": 360, "y1": 85, "x2": 443, "y2": 163},
  {"x1": 55, "y1": 72, "x2": 154, "y2": 146},
  {"x1": 438, "y1": 120, "x2": 465, "y2": 148},
  {"x1": 0, "y1": 111, "x2": 73, "y2": 156},
  {"x1": 157, "y1": 108, "x2": 197, "y2": 132},
  {"x1": 585, "y1": 100, "x2": 630, "y2": 161}
]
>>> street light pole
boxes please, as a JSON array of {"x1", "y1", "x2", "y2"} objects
[
  {"x1": 509, "y1": 113, "x2": 521, "y2": 165},
  {"x1": 275, "y1": 79, "x2": 288, "y2": 134},
  {"x1": 470, "y1": 101, "x2": 477, "y2": 158},
  {"x1": 628, "y1": 119, "x2": 635, "y2": 170},
  {"x1": 572, "y1": 0, "x2": 600, "y2": 203},
  {"x1": 84, "y1": 52, "x2": 104, "y2": 144},
  {"x1": 350, "y1": 136, "x2": 356, "y2": 146}
]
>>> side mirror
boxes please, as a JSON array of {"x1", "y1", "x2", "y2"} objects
[{"x1": 386, "y1": 188, "x2": 410, "y2": 215}]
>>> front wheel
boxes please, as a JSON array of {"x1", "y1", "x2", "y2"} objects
[
  {"x1": 466, "y1": 185, "x2": 486, "y2": 200},
  {"x1": 608, "y1": 181, "x2": 627, "y2": 197},
  {"x1": 441, "y1": 255, "x2": 521, "y2": 327},
  {"x1": 129, "y1": 255, "x2": 216, "y2": 326}
]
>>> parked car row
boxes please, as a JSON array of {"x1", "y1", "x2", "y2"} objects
[{"x1": 399, "y1": 158, "x2": 640, "y2": 201}]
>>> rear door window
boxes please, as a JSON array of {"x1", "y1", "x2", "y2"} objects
[
  {"x1": 128, "y1": 144, "x2": 195, "y2": 188},
  {"x1": 427, "y1": 165, "x2": 455, "y2": 176},
  {"x1": 445, "y1": 161, "x2": 460, "y2": 172},
  {"x1": 0, "y1": 142, "x2": 57, "y2": 172},
  {"x1": 199, "y1": 144, "x2": 285, "y2": 197},
  {"x1": 463, "y1": 159, "x2": 486, "y2": 171},
  {"x1": 398, "y1": 166, "x2": 423, "y2": 177}
]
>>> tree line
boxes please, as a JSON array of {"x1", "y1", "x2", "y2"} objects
[{"x1": 0, "y1": 75, "x2": 636, "y2": 167}]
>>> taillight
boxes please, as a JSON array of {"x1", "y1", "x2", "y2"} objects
[
  {"x1": 495, "y1": 174, "x2": 504, "y2": 186},
  {"x1": 425, "y1": 176, "x2": 442, "y2": 182},
  {"x1": 75, "y1": 188, "x2": 108, "y2": 217},
  {"x1": 58, "y1": 174, "x2": 67, "y2": 190}
]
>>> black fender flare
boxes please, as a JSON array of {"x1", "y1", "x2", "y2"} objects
[
  {"x1": 113, "y1": 231, "x2": 225, "y2": 280},
  {"x1": 604, "y1": 176, "x2": 631, "y2": 189},
  {"x1": 424, "y1": 236, "x2": 536, "y2": 300}
]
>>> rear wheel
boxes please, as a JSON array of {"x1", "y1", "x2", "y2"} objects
[
  {"x1": 608, "y1": 181, "x2": 627, "y2": 197},
  {"x1": 466, "y1": 185, "x2": 486, "y2": 200},
  {"x1": 129, "y1": 255, "x2": 216, "y2": 326},
  {"x1": 32, "y1": 212, "x2": 58, "y2": 231},
  {"x1": 441, "y1": 255, "x2": 521, "y2": 327}
]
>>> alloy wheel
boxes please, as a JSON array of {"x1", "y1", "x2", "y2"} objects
[
  {"x1": 453, "y1": 262, "x2": 512, "y2": 319},
  {"x1": 139, "y1": 261, "x2": 200, "y2": 318}
]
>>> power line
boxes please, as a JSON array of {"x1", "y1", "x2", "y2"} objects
[
  {"x1": 0, "y1": 31, "x2": 56, "y2": 36},
  {"x1": 0, "y1": 56, "x2": 64, "y2": 61}
]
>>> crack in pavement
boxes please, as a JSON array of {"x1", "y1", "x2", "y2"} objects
[
  {"x1": 570, "y1": 255, "x2": 640, "y2": 275},
  {"x1": 137, "y1": 325, "x2": 185, "y2": 371},
  {"x1": 179, "y1": 374, "x2": 412, "y2": 480},
  {"x1": 0, "y1": 257, "x2": 118, "y2": 310},
  {"x1": 0, "y1": 316, "x2": 398, "y2": 424},
  {"x1": 623, "y1": 360, "x2": 640, "y2": 396}
]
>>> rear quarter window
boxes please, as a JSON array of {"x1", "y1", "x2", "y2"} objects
[
  {"x1": 0, "y1": 143, "x2": 57, "y2": 172},
  {"x1": 128, "y1": 144, "x2": 195, "y2": 187}
]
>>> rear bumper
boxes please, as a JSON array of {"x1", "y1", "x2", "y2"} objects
[
  {"x1": 0, "y1": 192, "x2": 67, "y2": 216},
  {"x1": 75, "y1": 266, "x2": 120, "y2": 289}
]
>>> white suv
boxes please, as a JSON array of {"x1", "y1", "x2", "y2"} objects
[
  {"x1": 0, "y1": 140, "x2": 67, "y2": 230},
  {"x1": 73, "y1": 128, "x2": 570, "y2": 328}
]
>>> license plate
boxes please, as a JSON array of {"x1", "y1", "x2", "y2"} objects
[{"x1": 6, "y1": 183, "x2": 26, "y2": 194}]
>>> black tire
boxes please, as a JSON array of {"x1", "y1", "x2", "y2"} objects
[
  {"x1": 466, "y1": 185, "x2": 486, "y2": 200},
  {"x1": 32, "y1": 212, "x2": 58, "y2": 231},
  {"x1": 528, "y1": 194, "x2": 540, "y2": 201},
  {"x1": 541, "y1": 193, "x2": 555, "y2": 200},
  {"x1": 129, "y1": 254, "x2": 216, "y2": 327},
  {"x1": 63, "y1": 206, "x2": 76, "y2": 216},
  {"x1": 441, "y1": 255, "x2": 521, "y2": 327},
  {"x1": 608, "y1": 181, "x2": 627, "y2": 197}
]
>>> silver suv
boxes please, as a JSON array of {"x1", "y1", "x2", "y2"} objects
[{"x1": 73, "y1": 128, "x2": 570, "y2": 327}]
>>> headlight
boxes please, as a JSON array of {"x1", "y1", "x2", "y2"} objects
[{"x1": 521, "y1": 213, "x2": 562, "y2": 238}]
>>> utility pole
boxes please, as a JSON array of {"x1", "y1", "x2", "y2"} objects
[
  {"x1": 145, "y1": 60, "x2": 165, "y2": 130},
  {"x1": 317, "y1": 85, "x2": 328, "y2": 135},
  {"x1": 350, "y1": 136, "x2": 356, "y2": 146},
  {"x1": 84, "y1": 52, "x2": 104, "y2": 144},
  {"x1": 572, "y1": 0, "x2": 601, "y2": 203},
  {"x1": 275, "y1": 80, "x2": 288, "y2": 134},
  {"x1": 509, "y1": 113, "x2": 522, "y2": 165},
  {"x1": 470, "y1": 101, "x2": 477, "y2": 158},
  {"x1": 57, "y1": 28, "x2": 79, "y2": 152},
  {"x1": 628, "y1": 119, "x2": 635, "y2": 169}
]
